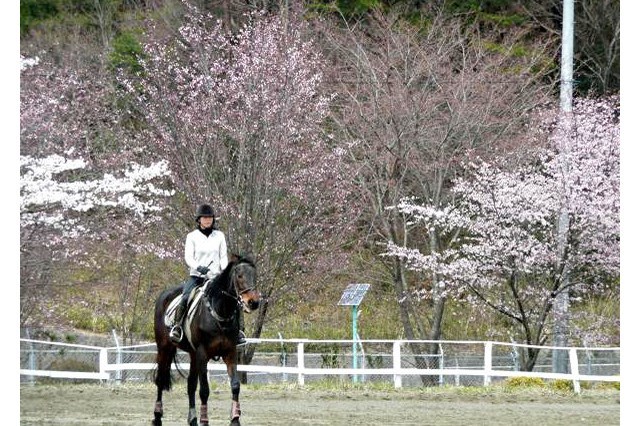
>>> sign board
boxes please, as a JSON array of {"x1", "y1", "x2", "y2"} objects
[{"x1": 337, "y1": 283, "x2": 370, "y2": 306}]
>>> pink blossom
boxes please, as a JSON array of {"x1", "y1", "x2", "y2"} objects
[{"x1": 386, "y1": 96, "x2": 619, "y2": 346}]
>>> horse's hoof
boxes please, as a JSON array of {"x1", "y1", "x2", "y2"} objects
[
  {"x1": 229, "y1": 418, "x2": 241, "y2": 426},
  {"x1": 151, "y1": 420, "x2": 162, "y2": 426}
]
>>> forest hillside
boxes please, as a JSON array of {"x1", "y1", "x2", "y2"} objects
[{"x1": 20, "y1": 1, "x2": 619, "y2": 369}]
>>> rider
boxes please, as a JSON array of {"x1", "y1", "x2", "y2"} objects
[{"x1": 169, "y1": 204, "x2": 246, "y2": 346}]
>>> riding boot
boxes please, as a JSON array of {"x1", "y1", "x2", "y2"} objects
[
  {"x1": 170, "y1": 296, "x2": 187, "y2": 343},
  {"x1": 235, "y1": 314, "x2": 247, "y2": 346}
]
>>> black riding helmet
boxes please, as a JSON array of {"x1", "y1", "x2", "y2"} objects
[{"x1": 195, "y1": 204, "x2": 215, "y2": 223}]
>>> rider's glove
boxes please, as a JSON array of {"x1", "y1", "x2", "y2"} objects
[{"x1": 196, "y1": 265, "x2": 210, "y2": 275}]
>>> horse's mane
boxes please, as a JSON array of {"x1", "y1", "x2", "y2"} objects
[{"x1": 205, "y1": 253, "x2": 255, "y2": 296}]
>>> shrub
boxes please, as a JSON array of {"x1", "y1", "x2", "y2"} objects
[
  {"x1": 109, "y1": 31, "x2": 144, "y2": 75},
  {"x1": 503, "y1": 376, "x2": 546, "y2": 389},
  {"x1": 65, "y1": 306, "x2": 95, "y2": 330},
  {"x1": 321, "y1": 345, "x2": 341, "y2": 368},
  {"x1": 20, "y1": 0, "x2": 59, "y2": 36},
  {"x1": 65, "y1": 306, "x2": 110, "y2": 333},
  {"x1": 549, "y1": 379, "x2": 574, "y2": 392}
]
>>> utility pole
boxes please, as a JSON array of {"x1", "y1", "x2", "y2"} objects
[
  {"x1": 559, "y1": 0, "x2": 574, "y2": 113},
  {"x1": 553, "y1": 0, "x2": 574, "y2": 374}
]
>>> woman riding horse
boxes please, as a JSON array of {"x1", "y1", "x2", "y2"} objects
[
  {"x1": 153, "y1": 253, "x2": 261, "y2": 426},
  {"x1": 170, "y1": 204, "x2": 245, "y2": 346}
]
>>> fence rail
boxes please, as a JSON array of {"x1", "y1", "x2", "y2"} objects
[{"x1": 20, "y1": 338, "x2": 620, "y2": 393}]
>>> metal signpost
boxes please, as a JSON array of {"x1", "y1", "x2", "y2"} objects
[{"x1": 338, "y1": 283, "x2": 370, "y2": 383}]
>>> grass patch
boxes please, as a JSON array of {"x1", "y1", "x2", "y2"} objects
[{"x1": 504, "y1": 376, "x2": 546, "y2": 389}]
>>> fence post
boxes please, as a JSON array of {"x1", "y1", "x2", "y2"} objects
[
  {"x1": 99, "y1": 348, "x2": 109, "y2": 382},
  {"x1": 278, "y1": 333, "x2": 287, "y2": 383},
  {"x1": 438, "y1": 343, "x2": 444, "y2": 386},
  {"x1": 483, "y1": 342, "x2": 493, "y2": 387},
  {"x1": 393, "y1": 341, "x2": 402, "y2": 389},
  {"x1": 111, "y1": 329, "x2": 122, "y2": 383},
  {"x1": 454, "y1": 358, "x2": 460, "y2": 386},
  {"x1": 569, "y1": 348, "x2": 581, "y2": 393},
  {"x1": 297, "y1": 342, "x2": 305, "y2": 386},
  {"x1": 26, "y1": 329, "x2": 36, "y2": 385}
]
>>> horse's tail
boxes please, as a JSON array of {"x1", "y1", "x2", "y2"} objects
[
  {"x1": 154, "y1": 349, "x2": 187, "y2": 391},
  {"x1": 153, "y1": 285, "x2": 183, "y2": 391},
  {"x1": 153, "y1": 355, "x2": 173, "y2": 392}
]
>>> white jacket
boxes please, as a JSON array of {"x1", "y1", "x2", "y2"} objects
[{"x1": 184, "y1": 228, "x2": 229, "y2": 279}]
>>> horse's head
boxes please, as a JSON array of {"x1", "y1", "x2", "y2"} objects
[{"x1": 229, "y1": 253, "x2": 261, "y2": 313}]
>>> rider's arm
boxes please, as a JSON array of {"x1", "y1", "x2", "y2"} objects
[
  {"x1": 218, "y1": 233, "x2": 229, "y2": 273},
  {"x1": 184, "y1": 232, "x2": 199, "y2": 271}
]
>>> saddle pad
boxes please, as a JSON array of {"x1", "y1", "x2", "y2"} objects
[{"x1": 164, "y1": 288, "x2": 203, "y2": 328}]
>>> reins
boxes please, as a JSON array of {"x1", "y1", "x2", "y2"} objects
[{"x1": 204, "y1": 297, "x2": 236, "y2": 323}]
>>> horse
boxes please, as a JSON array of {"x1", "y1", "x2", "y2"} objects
[{"x1": 151, "y1": 253, "x2": 262, "y2": 426}]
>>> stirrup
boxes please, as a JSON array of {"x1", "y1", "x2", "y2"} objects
[
  {"x1": 170, "y1": 326, "x2": 183, "y2": 343},
  {"x1": 236, "y1": 331, "x2": 247, "y2": 347}
]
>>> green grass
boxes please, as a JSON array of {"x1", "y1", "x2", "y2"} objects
[{"x1": 233, "y1": 380, "x2": 619, "y2": 402}]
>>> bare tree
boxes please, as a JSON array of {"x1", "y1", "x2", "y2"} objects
[{"x1": 317, "y1": 7, "x2": 554, "y2": 383}]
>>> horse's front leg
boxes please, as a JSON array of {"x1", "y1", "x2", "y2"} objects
[
  {"x1": 196, "y1": 347, "x2": 211, "y2": 425},
  {"x1": 187, "y1": 352, "x2": 199, "y2": 426},
  {"x1": 224, "y1": 355, "x2": 241, "y2": 426}
]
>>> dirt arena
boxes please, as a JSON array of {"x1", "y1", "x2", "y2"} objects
[{"x1": 20, "y1": 382, "x2": 619, "y2": 425}]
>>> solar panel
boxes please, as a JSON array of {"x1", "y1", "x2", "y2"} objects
[{"x1": 337, "y1": 283, "x2": 371, "y2": 306}]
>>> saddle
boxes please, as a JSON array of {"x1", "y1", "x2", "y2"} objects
[{"x1": 164, "y1": 286, "x2": 205, "y2": 346}]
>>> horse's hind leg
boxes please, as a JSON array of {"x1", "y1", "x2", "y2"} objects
[
  {"x1": 153, "y1": 344, "x2": 176, "y2": 426},
  {"x1": 152, "y1": 386, "x2": 164, "y2": 426},
  {"x1": 187, "y1": 352, "x2": 199, "y2": 426}
]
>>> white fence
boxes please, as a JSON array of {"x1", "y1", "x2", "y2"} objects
[{"x1": 20, "y1": 338, "x2": 620, "y2": 393}]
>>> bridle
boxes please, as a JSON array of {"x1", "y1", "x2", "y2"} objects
[
  {"x1": 205, "y1": 260, "x2": 256, "y2": 323},
  {"x1": 222, "y1": 261, "x2": 256, "y2": 304}
]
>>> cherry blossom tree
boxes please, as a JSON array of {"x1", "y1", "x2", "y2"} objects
[
  {"x1": 20, "y1": 51, "x2": 178, "y2": 333},
  {"x1": 20, "y1": 153, "x2": 174, "y2": 237},
  {"x1": 119, "y1": 1, "x2": 353, "y2": 357},
  {"x1": 386, "y1": 96, "x2": 619, "y2": 370},
  {"x1": 19, "y1": 149, "x2": 177, "y2": 329}
]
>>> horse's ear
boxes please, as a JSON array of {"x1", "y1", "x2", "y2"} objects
[{"x1": 243, "y1": 252, "x2": 256, "y2": 264}]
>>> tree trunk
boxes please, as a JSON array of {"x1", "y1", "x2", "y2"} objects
[
  {"x1": 391, "y1": 257, "x2": 442, "y2": 386},
  {"x1": 239, "y1": 290, "x2": 270, "y2": 383}
]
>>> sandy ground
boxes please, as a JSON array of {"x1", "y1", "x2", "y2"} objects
[{"x1": 20, "y1": 382, "x2": 620, "y2": 425}]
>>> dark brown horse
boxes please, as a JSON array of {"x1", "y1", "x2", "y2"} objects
[{"x1": 152, "y1": 253, "x2": 261, "y2": 426}]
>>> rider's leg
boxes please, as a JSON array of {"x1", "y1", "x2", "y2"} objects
[
  {"x1": 170, "y1": 276, "x2": 198, "y2": 342},
  {"x1": 235, "y1": 311, "x2": 247, "y2": 346}
]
